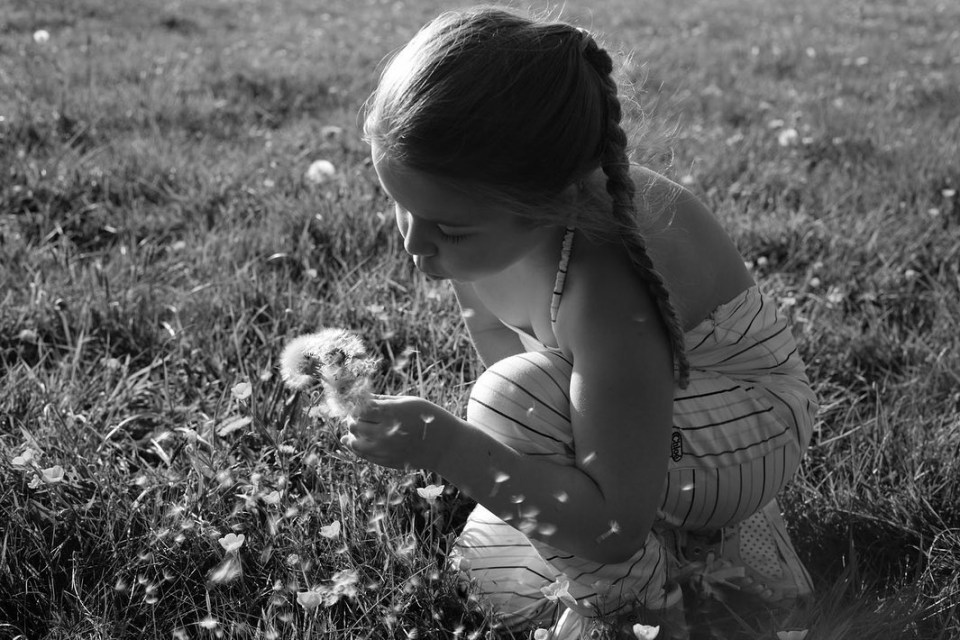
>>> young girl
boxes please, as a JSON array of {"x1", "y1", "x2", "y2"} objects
[{"x1": 342, "y1": 7, "x2": 818, "y2": 638}]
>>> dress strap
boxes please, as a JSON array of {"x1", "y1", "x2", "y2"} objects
[{"x1": 550, "y1": 227, "x2": 576, "y2": 325}]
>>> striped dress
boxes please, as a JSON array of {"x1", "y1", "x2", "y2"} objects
[{"x1": 452, "y1": 228, "x2": 818, "y2": 628}]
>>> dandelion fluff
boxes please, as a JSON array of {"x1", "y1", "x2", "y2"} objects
[{"x1": 280, "y1": 328, "x2": 381, "y2": 423}]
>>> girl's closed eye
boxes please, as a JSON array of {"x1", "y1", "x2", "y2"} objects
[{"x1": 438, "y1": 227, "x2": 469, "y2": 244}]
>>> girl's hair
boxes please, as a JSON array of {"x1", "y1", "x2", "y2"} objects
[{"x1": 363, "y1": 6, "x2": 690, "y2": 387}]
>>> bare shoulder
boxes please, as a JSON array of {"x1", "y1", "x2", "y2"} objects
[{"x1": 629, "y1": 166, "x2": 755, "y2": 329}]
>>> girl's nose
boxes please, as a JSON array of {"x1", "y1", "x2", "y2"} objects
[{"x1": 400, "y1": 213, "x2": 437, "y2": 257}]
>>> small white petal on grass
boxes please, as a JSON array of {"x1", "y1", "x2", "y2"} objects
[
  {"x1": 231, "y1": 381, "x2": 252, "y2": 400},
  {"x1": 633, "y1": 624, "x2": 660, "y2": 639},
  {"x1": 33, "y1": 30, "x2": 51, "y2": 44},
  {"x1": 305, "y1": 160, "x2": 336, "y2": 184},
  {"x1": 319, "y1": 520, "x2": 341, "y2": 539},
  {"x1": 218, "y1": 532, "x2": 245, "y2": 553},
  {"x1": 261, "y1": 490, "x2": 281, "y2": 505}
]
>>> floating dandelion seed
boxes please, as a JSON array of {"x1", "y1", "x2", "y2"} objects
[
  {"x1": 416, "y1": 484, "x2": 444, "y2": 503},
  {"x1": 208, "y1": 554, "x2": 242, "y2": 584},
  {"x1": 319, "y1": 520, "x2": 341, "y2": 539},
  {"x1": 198, "y1": 616, "x2": 219, "y2": 630},
  {"x1": 541, "y1": 577, "x2": 577, "y2": 608},
  {"x1": 633, "y1": 624, "x2": 661, "y2": 639},
  {"x1": 218, "y1": 533, "x2": 245, "y2": 553}
]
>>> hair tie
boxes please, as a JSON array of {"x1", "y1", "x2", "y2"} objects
[{"x1": 576, "y1": 27, "x2": 596, "y2": 53}]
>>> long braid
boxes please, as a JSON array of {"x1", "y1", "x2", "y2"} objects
[{"x1": 581, "y1": 36, "x2": 691, "y2": 388}]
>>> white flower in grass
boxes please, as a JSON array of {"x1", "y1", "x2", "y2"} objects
[
  {"x1": 33, "y1": 30, "x2": 51, "y2": 44},
  {"x1": 319, "y1": 520, "x2": 341, "y2": 539},
  {"x1": 632, "y1": 623, "x2": 660, "y2": 639},
  {"x1": 777, "y1": 128, "x2": 799, "y2": 147},
  {"x1": 540, "y1": 576, "x2": 577, "y2": 608},
  {"x1": 297, "y1": 589, "x2": 324, "y2": 610},
  {"x1": 11, "y1": 448, "x2": 38, "y2": 467},
  {"x1": 218, "y1": 532, "x2": 245, "y2": 553},
  {"x1": 231, "y1": 381, "x2": 252, "y2": 400},
  {"x1": 41, "y1": 465, "x2": 65, "y2": 483},
  {"x1": 533, "y1": 629, "x2": 550, "y2": 640},
  {"x1": 416, "y1": 484, "x2": 444, "y2": 503}
]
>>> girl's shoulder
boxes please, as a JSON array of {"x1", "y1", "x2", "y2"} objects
[{"x1": 569, "y1": 166, "x2": 755, "y2": 333}]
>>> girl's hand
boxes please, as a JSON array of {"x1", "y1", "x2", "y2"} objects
[{"x1": 341, "y1": 395, "x2": 456, "y2": 471}]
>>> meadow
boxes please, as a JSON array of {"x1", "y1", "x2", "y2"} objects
[{"x1": 1, "y1": 0, "x2": 958, "y2": 637}]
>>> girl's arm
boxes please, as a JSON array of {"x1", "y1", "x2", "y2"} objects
[
  {"x1": 451, "y1": 281, "x2": 525, "y2": 366},
  {"x1": 434, "y1": 249, "x2": 674, "y2": 564}
]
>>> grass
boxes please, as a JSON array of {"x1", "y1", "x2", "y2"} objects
[{"x1": 1, "y1": 0, "x2": 958, "y2": 637}]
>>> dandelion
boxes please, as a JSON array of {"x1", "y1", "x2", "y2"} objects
[
  {"x1": 41, "y1": 465, "x2": 65, "y2": 483},
  {"x1": 633, "y1": 624, "x2": 660, "y2": 639},
  {"x1": 280, "y1": 328, "x2": 381, "y2": 424},
  {"x1": 218, "y1": 532, "x2": 245, "y2": 553},
  {"x1": 304, "y1": 159, "x2": 336, "y2": 185},
  {"x1": 319, "y1": 520, "x2": 341, "y2": 539},
  {"x1": 416, "y1": 484, "x2": 444, "y2": 503},
  {"x1": 541, "y1": 577, "x2": 577, "y2": 609}
]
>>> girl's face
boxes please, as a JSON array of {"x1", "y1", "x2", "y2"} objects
[{"x1": 372, "y1": 148, "x2": 555, "y2": 283}]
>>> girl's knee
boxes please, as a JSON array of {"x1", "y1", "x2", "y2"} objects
[{"x1": 467, "y1": 352, "x2": 575, "y2": 458}]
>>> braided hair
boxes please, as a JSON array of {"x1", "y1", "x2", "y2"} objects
[
  {"x1": 364, "y1": 7, "x2": 690, "y2": 388},
  {"x1": 578, "y1": 33, "x2": 691, "y2": 388}
]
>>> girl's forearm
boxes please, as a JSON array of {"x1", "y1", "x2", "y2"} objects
[{"x1": 433, "y1": 412, "x2": 652, "y2": 564}]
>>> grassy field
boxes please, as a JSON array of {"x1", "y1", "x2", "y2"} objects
[{"x1": 1, "y1": 0, "x2": 958, "y2": 637}]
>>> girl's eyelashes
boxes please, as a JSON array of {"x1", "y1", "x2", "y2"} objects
[{"x1": 438, "y1": 229, "x2": 467, "y2": 244}]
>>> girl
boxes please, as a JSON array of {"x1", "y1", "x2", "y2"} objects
[{"x1": 342, "y1": 6, "x2": 818, "y2": 638}]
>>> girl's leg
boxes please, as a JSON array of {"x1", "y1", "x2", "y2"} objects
[
  {"x1": 452, "y1": 351, "x2": 676, "y2": 633},
  {"x1": 659, "y1": 369, "x2": 816, "y2": 607}
]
